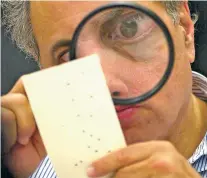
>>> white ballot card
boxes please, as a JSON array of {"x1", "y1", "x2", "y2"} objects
[{"x1": 22, "y1": 54, "x2": 126, "y2": 178}]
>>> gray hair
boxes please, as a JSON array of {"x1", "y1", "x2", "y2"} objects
[{"x1": 1, "y1": 1, "x2": 195, "y2": 60}]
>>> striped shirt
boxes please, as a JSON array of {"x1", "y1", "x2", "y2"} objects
[{"x1": 30, "y1": 71, "x2": 207, "y2": 178}]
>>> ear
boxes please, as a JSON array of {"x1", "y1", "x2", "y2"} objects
[{"x1": 179, "y1": 1, "x2": 195, "y2": 63}]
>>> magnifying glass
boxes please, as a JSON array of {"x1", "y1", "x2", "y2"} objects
[{"x1": 70, "y1": 3, "x2": 174, "y2": 105}]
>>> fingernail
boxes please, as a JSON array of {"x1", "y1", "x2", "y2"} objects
[{"x1": 87, "y1": 166, "x2": 96, "y2": 177}]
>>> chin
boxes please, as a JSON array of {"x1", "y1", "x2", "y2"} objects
[
  {"x1": 123, "y1": 127, "x2": 161, "y2": 145},
  {"x1": 123, "y1": 129, "x2": 144, "y2": 145}
]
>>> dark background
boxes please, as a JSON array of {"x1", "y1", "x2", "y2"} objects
[
  {"x1": 1, "y1": 1, "x2": 207, "y2": 178},
  {"x1": 1, "y1": 28, "x2": 39, "y2": 95}
]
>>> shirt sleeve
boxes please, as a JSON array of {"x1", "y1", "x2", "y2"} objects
[{"x1": 29, "y1": 156, "x2": 57, "y2": 178}]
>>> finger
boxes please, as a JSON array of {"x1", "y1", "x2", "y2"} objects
[
  {"x1": 1, "y1": 93, "x2": 36, "y2": 146},
  {"x1": 114, "y1": 159, "x2": 156, "y2": 178},
  {"x1": 114, "y1": 153, "x2": 195, "y2": 178},
  {"x1": 1, "y1": 107, "x2": 17, "y2": 154},
  {"x1": 10, "y1": 76, "x2": 26, "y2": 95},
  {"x1": 87, "y1": 141, "x2": 174, "y2": 177}
]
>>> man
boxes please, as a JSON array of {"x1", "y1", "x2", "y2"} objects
[{"x1": 1, "y1": 1, "x2": 207, "y2": 178}]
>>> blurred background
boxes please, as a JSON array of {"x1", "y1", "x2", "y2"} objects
[{"x1": 1, "y1": 1, "x2": 207, "y2": 178}]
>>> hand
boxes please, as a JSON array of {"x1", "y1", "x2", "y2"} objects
[
  {"x1": 87, "y1": 141, "x2": 201, "y2": 178},
  {"x1": 1, "y1": 76, "x2": 46, "y2": 178}
]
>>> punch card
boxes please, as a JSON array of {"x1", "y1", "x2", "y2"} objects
[{"x1": 22, "y1": 54, "x2": 126, "y2": 178}]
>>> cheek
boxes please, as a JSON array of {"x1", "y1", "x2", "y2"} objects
[
  {"x1": 167, "y1": 29, "x2": 193, "y2": 101},
  {"x1": 126, "y1": 46, "x2": 193, "y2": 142},
  {"x1": 121, "y1": 46, "x2": 168, "y2": 97},
  {"x1": 128, "y1": 63, "x2": 166, "y2": 95},
  {"x1": 145, "y1": 49, "x2": 193, "y2": 129},
  {"x1": 120, "y1": 39, "x2": 169, "y2": 96},
  {"x1": 147, "y1": 26, "x2": 193, "y2": 118}
]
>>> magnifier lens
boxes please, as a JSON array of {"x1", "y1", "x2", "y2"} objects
[{"x1": 71, "y1": 5, "x2": 173, "y2": 104}]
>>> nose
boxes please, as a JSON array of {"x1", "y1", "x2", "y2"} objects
[
  {"x1": 77, "y1": 35, "x2": 130, "y2": 98},
  {"x1": 106, "y1": 75, "x2": 129, "y2": 98}
]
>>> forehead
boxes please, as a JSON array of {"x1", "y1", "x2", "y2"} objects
[
  {"x1": 31, "y1": 2, "x2": 107, "y2": 25},
  {"x1": 30, "y1": 2, "x2": 105, "y2": 52},
  {"x1": 30, "y1": 1, "x2": 161, "y2": 20},
  {"x1": 30, "y1": 1, "x2": 165, "y2": 58},
  {"x1": 31, "y1": 2, "x2": 163, "y2": 30}
]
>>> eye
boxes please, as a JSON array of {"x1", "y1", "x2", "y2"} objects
[
  {"x1": 58, "y1": 50, "x2": 70, "y2": 64},
  {"x1": 119, "y1": 18, "x2": 138, "y2": 38},
  {"x1": 101, "y1": 12, "x2": 155, "y2": 44}
]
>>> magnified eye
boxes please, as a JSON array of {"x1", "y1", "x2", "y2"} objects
[
  {"x1": 119, "y1": 17, "x2": 138, "y2": 38},
  {"x1": 115, "y1": 14, "x2": 138, "y2": 38},
  {"x1": 101, "y1": 12, "x2": 155, "y2": 44},
  {"x1": 71, "y1": 4, "x2": 172, "y2": 104}
]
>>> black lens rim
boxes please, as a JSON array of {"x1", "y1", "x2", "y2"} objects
[{"x1": 70, "y1": 3, "x2": 175, "y2": 105}]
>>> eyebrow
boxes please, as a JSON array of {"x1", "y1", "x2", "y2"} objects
[{"x1": 51, "y1": 39, "x2": 71, "y2": 61}]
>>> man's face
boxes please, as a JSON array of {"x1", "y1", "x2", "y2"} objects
[{"x1": 30, "y1": 1, "x2": 195, "y2": 144}]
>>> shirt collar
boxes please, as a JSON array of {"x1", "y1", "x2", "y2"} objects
[{"x1": 192, "y1": 71, "x2": 207, "y2": 101}]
